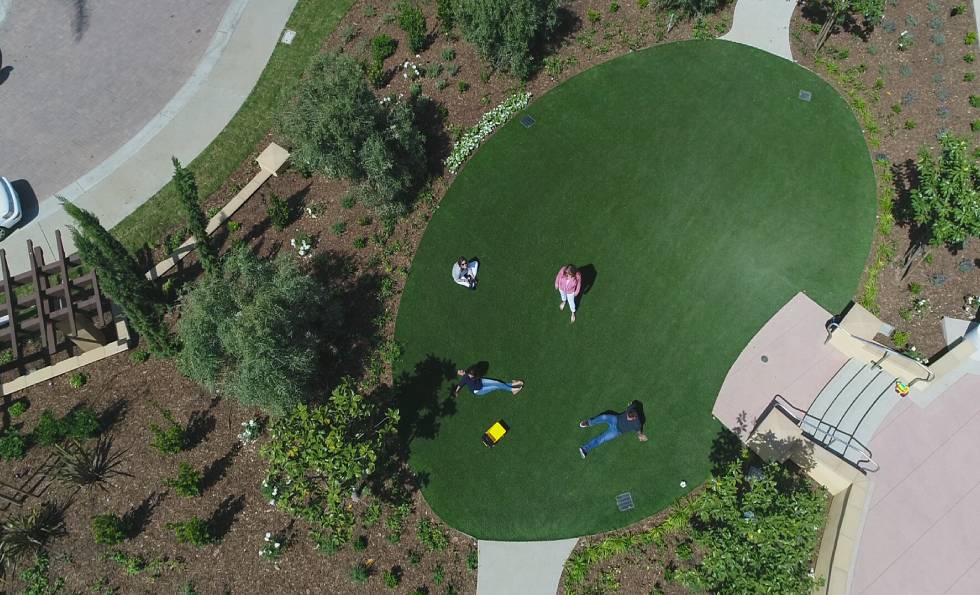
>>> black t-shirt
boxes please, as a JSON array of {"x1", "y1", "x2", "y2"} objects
[
  {"x1": 616, "y1": 403, "x2": 644, "y2": 433},
  {"x1": 458, "y1": 374, "x2": 483, "y2": 392}
]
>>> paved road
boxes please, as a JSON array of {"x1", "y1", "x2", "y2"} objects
[{"x1": 0, "y1": 0, "x2": 231, "y2": 202}]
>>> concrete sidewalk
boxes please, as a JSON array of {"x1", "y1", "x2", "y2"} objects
[
  {"x1": 721, "y1": 0, "x2": 797, "y2": 61},
  {"x1": 1, "y1": 0, "x2": 297, "y2": 275},
  {"x1": 477, "y1": 538, "x2": 578, "y2": 595}
]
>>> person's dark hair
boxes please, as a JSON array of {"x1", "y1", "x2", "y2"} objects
[
  {"x1": 565, "y1": 264, "x2": 578, "y2": 275},
  {"x1": 458, "y1": 257, "x2": 467, "y2": 265}
]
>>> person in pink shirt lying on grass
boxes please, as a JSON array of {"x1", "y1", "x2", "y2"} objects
[{"x1": 554, "y1": 264, "x2": 582, "y2": 323}]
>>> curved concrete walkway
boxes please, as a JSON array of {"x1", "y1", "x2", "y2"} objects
[
  {"x1": 721, "y1": 0, "x2": 797, "y2": 61},
  {"x1": 477, "y1": 538, "x2": 578, "y2": 595},
  {"x1": 1, "y1": 0, "x2": 297, "y2": 275}
]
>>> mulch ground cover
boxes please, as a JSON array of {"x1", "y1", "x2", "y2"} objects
[
  {"x1": 1, "y1": 1, "x2": 748, "y2": 593},
  {"x1": 791, "y1": 0, "x2": 980, "y2": 359}
]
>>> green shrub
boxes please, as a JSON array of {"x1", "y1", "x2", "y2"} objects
[
  {"x1": 970, "y1": 95, "x2": 980, "y2": 108},
  {"x1": 8, "y1": 401, "x2": 27, "y2": 418},
  {"x1": 398, "y1": 2, "x2": 429, "y2": 53},
  {"x1": 953, "y1": 3, "x2": 968, "y2": 15},
  {"x1": 0, "y1": 348, "x2": 13, "y2": 365},
  {"x1": 638, "y1": 0, "x2": 650, "y2": 7},
  {"x1": 267, "y1": 193, "x2": 291, "y2": 230},
  {"x1": 331, "y1": 221, "x2": 347, "y2": 236},
  {"x1": 447, "y1": 62, "x2": 461, "y2": 76},
  {"x1": 130, "y1": 349, "x2": 150, "y2": 364},
  {"x1": 176, "y1": 246, "x2": 341, "y2": 416},
  {"x1": 149, "y1": 409, "x2": 189, "y2": 455},
  {"x1": 457, "y1": 80, "x2": 470, "y2": 92},
  {"x1": 455, "y1": 0, "x2": 560, "y2": 79},
  {"x1": 658, "y1": 0, "x2": 727, "y2": 16},
  {"x1": 226, "y1": 220, "x2": 241, "y2": 233},
  {"x1": 467, "y1": 549, "x2": 478, "y2": 570},
  {"x1": 904, "y1": 119, "x2": 917, "y2": 129},
  {"x1": 91, "y1": 514, "x2": 127, "y2": 545},
  {"x1": 911, "y1": 133, "x2": 980, "y2": 247},
  {"x1": 279, "y1": 51, "x2": 427, "y2": 220},
  {"x1": 892, "y1": 329, "x2": 911, "y2": 348},
  {"x1": 353, "y1": 237, "x2": 368, "y2": 249},
  {"x1": 66, "y1": 408, "x2": 100, "y2": 439},
  {"x1": 408, "y1": 549, "x2": 422, "y2": 566},
  {"x1": 965, "y1": 52, "x2": 976, "y2": 62},
  {"x1": 383, "y1": 567, "x2": 401, "y2": 588},
  {"x1": 164, "y1": 462, "x2": 203, "y2": 497},
  {"x1": 353, "y1": 535, "x2": 368, "y2": 550},
  {"x1": 371, "y1": 34, "x2": 397, "y2": 63},
  {"x1": 34, "y1": 410, "x2": 66, "y2": 446},
  {"x1": 908, "y1": 282, "x2": 922, "y2": 294},
  {"x1": 166, "y1": 518, "x2": 212, "y2": 547},
  {"x1": 417, "y1": 518, "x2": 448, "y2": 551},
  {"x1": 609, "y1": 1, "x2": 620, "y2": 12},
  {"x1": 433, "y1": 564, "x2": 445, "y2": 584},
  {"x1": 442, "y1": 48, "x2": 456, "y2": 61},
  {"x1": 972, "y1": 120, "x2": 980, "y2": 132},
  {"x1": 351, "y1": 562, "x2": 370, "y2": 583},
  {"x1": 966, "y1": 31, "x2": 977, "y2": 45},
  {"x1": 587, "y1": 8, "x2": 601, "y2": 22},
  {"x1": 0, "y1": 429, "x2": 27, "y2": 460}
]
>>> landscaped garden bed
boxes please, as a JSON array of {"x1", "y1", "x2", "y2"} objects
[{"x1": 791, "y1": 0, "x2": 980, "y2": 358}]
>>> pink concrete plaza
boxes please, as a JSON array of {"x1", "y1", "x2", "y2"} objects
[{"x1": 713, "y1": 293, "x2": 980, "y2": 594}]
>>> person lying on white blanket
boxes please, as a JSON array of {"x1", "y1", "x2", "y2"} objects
[{"x1": 452, "y1": 257, "x2": 479, "y2": 290}]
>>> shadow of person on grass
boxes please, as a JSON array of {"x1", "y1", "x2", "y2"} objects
[{"x1": 576, "y1": 263, "x2": 597, "y2": 308}]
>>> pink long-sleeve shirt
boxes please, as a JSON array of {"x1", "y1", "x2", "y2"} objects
[{"x1": 555, "y1": 267, "x2": 582, "y2": 295}]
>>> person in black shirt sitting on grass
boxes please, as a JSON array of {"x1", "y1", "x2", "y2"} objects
[{"x1": 578, "y1": 400, "x2": 648, "y2": 458}]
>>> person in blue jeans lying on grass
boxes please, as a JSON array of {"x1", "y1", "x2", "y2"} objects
[
  {"x1": 454, "y1": 367, "x2": 524, "y2": 397},
  {"x1": 578, "y1": 400, "x2": 648, "y2": 458}
]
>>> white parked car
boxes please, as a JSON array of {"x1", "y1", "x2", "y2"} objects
[{"x1": 0, "y1": 177, "x2": 23, "y2": 240}]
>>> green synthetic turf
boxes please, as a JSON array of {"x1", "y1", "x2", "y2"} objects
[{"x1": 394, "y1": 40, "x2": 876, "y2": 540}]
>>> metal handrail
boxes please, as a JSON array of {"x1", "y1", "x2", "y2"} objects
[
  {"x1": 826, "y1": 322, "x2": 934, "y2": 386},
  {"x1": 772, "y1": 394, "x2": 880, "y2": 474}
]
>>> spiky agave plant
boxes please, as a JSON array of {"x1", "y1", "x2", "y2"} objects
[
  {"x1": 53, "y1": 435, "x2": 131, "y2": 490},
  {"x1": 0, "y1": 502, "x2": 66, "y2": 576}
]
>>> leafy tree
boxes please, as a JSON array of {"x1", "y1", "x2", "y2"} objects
[
  {"x1": 260, "y1": 380, "x2": 399, "y2": 547},
  {"x1": 171, "y1": 158, "x2": 219, "y2": 277},
  {"x1": 687, "y1": 451, "x2": 826, "y2": 594},
  {"x1": 61, "y1": 199, "x2": 174, "y2": 356},
  {"x1": 176, "y1": 245, "x2": 340, "y2": 415},
  {"x1": 911, "y1": 133, "x2": 980, "y2": 248},
  {"x1": 454, "y1": 0, "x2": 559, "y2": 79},
  {"x1": 811, "y1": 0, "x2": 886, "y2": 50},
  {"x1": 279, "y1": 51, "x2": 427, "y2": 221}
]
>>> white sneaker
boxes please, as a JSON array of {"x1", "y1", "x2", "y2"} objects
[{"x1": 559, "y1": 301, "x2": 566, "y2": 310}]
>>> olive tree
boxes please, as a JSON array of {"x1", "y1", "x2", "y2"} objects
[
  {"x1": 454, "y1": 0, "x2": 559, "y2": 79},
  {"x1": 279, "y1": 51, "x2": 426, "y2": 221}
]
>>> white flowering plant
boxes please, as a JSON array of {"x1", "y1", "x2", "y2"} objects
[
  {"x1": 402, "y1": 60, "x2": 422, "y2": 80},
  {"x1": 238, "y1": 419, "x2": 262, "y2": 444},
  {"x1": 259, "y1": 530, "x2": 285, "y2": 560},
  {"x1": 445, "y1": 92, "x2": 532, "y2": 174},
  {"x1": 964, "y1": 295, "x2": 980, "y2": 314},
  {"x1": 305, "y1": 203, "x2": 325, "y2": 219},
  {"x1": 290, "y1": 233, "x2": 314, "y2": 258}
]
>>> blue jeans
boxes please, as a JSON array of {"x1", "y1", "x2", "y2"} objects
[
  {"x1": 559, "y1": 290, "x2": 577, "y2": 313},
  {"x1": 581, "y1": 414, "x2": 622, "y2": 453},
  {"x1": 473, "y1": 378, "x2": 514, "y2": 396}
]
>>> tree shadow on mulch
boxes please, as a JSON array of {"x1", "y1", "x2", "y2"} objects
[
  {"x1": 312, "y1": 250, "x2": 386, "y2": 385},
  {"x1": 123, "y1": 491, "x2": 166, "y2": 538},
  {"x1": 798, "y1": 1, "x2": 876, "y2": 43},
  {"x1": 98, "y1": 399, "x2": 128, "y2": 433},
  {"x1": 201, "y1": 443, "x2": 241, "y2": 492},
  {"x1": 207, "y1": 494, "x2": 246, "y2": 542},
  {"x1": 414, "y1": 96, "x2": 451, "y2": 179},
  {"x1": 185, "y1": 409, "x2": 216, "y2": 450}
]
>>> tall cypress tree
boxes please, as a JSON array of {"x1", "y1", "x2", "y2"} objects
[
  {"x1": 172, "y1": 157, "x2": 219, "y2": 277},
  {"x1": 61, "y1": 199, "x2": 175, "y2": 356}
]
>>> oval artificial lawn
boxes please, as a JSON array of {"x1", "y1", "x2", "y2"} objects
[{"x1": 394, "y1": 40, "x2": 875, "y2": 541}]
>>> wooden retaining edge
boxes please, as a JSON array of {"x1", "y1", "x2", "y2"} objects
[
  {"x1": 147, "y1": 143, "x2": 290, "y2": 281},
  {"x1": 0, "y1": 143, "x2": 289, "y2": 396}
]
